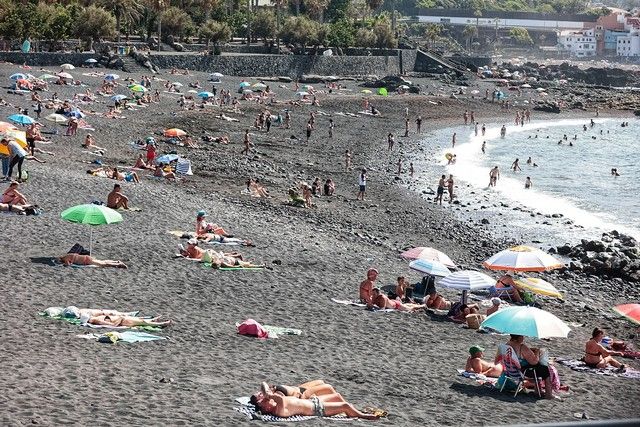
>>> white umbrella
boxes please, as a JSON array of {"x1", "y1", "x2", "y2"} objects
[
  {"x1": 60, "y1": 64, "x2": 75, "y2": 70},
  {"x1": 211, "y1": 72, "x2": 224, "y2": 78},
  {"x1": 171, "y1": 82, "x2": 183, "y2": 87},
  {"x1": 85, "y1": 59, "x2": 98, "y2": 64},
  {"x1": 483, "y1": 245, "x2": 563, "y2": 272},
  {"x1": 438, "y1": 270, "x2": 495, "y2": 290},
  {"x1": 45, "y1": 113, "x2": 69, "y2": 124},
  {"x1": 57, "y1": 72, "x2": 73, "y2": 79}
]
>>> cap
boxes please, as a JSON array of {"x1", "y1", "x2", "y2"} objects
[
  {"x1": 491, "y1": 297, "x2": 501, "y2": 305},
  {"x1": 469, "y1": 345, "x2": 485, "y2": 355},
  {"x1": 187, "y1": 238, "x2": 198, "y2": 245},
  {"x1": 197, "y1": 210, "x2": 207, "y2": 217}
]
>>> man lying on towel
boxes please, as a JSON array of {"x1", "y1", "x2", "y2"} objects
[
  {"x1": 59, "y1": 253, "x2": 127, "y2": 268},
  {"x1": 368, "y1": 288, "x2": 425, "y2": 312},
  {"x1": 87, "y1": 314, "x2": 171, "y2": 328},
  {"x1": 251, "y1": 382, "x2": 380, "y2": 420},
  {"x1": 180, "y1": 239, "x2": 264, "y2": 268}
]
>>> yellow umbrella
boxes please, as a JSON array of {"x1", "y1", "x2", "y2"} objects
[
  {"x1": 514, "y1": 277, "x2": 563, "y2": 299},
  {"x1": 0, "y1": 130, "x2": 28, "y2": 156}
]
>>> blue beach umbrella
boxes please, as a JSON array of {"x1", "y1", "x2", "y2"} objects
[
  {"x1": 239, "y1": 82, "x2": 251, "y2": 88},
  {"x1": 480, "y1": 306, "x2": 571, "y2": 339},
  {"x1": 67, "y1": 110, "x2": 85, "y2": 119},
  {"x1": 111, "y1": 94, "x2": 128, "y2": 101},
  {"x1": 408, "y1": 259, "x2": 451, "y2": 277},
  {"x1": 197, "y1": 91, "x2": 215, "y2": 98},
  {"x1": 105, "y1": 74, "x2": 120, "y2": 81},
  {"x1": 8, "y1": 114, "x2": 35, "y2": 125},
  {"x1": 9, "y1": 73, "x2": 28, "y2": 81}
]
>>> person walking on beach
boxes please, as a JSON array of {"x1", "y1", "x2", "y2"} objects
[
  {"x1": 474, "y1": 122, "x2": 478, "y2": 136},
  {"x1": 396, "y1": 157, "x2": 402, "y2": 175},
  {"x1": 489, "y1": 166, "x2": 500, "y2": 187},
  {"x1": 241, "y1": 129, "x2": 251, "y2": 155},
  {"x1": 500, "y1": 125, "x2": 506, "y2": 138},
  {"x1": 357, "y1": 169, "x2": 367, "y2": 201},
  {"x1": 388, "y1": 133, "x2": 395, "y2": 150},
  {"x1": 524, "y1": 176, "x2": 532, "y2": 189},
  {"x1": 345, "y1": 150, "x2": 352, "y2": 171},
  {"x1": 452, "y1": 132, "x2": 457, "y2": 148},
  {"x1": 328, "y1": 118, "x2": 334, "y2": 138},
  {"x1": 446, "y1": 174, "x2": 455, "y2": 204},
  {"x1": 415, "y1": 115, "x2": 422, "y2": 134},
  {"x1": 511, "y1": 158, "x2": 521, "y2": 172},
  {"x1": 306, "y1": 121, "x2": 312, "y2": 143},
  {"x1": 470, "y1": 111, "x2": 475, "y2": 123},
  {"x1": 481, "y1": 141, "x2": 486, "y2": 154},
  {"x1": 404, "y1": 117, "x2": 409, "y2": 137},
  {"x1": 481, "y1": 123, "x2": 486, "y2": 136},
  {"x1": 284, "y1": 110, "x2": 291, "y2": 129},
  {"x1": 463, "y1": 110, "x2": 468, "y2": 125},
  {"x1": 435, "y1": 175, "x2": 445, "y2": 205},
  {"x1": 409, "y1": 162, "x2": 414, "y2": 178}
]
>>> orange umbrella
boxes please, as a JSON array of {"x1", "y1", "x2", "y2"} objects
[{"x1": 163, "y1": 128, "x2": 187, "y2": 138}]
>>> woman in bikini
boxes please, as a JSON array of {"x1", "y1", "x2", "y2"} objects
[
  {"x1": 584, "y1": 328, "x2": 625, "y2": 371},
  {"x1": 88, "y1": 314, "x2": 171, "y2": 328},
  {"x1": 59, "y1": 253, "x2": 127, "y2": 269},
  {"x1": 267, "y1": 380, "x2": 336, "y2": 399}
]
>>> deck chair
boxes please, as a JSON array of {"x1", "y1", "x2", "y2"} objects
[
  {"x1": 489, "y1": 285, "x2": 514, "y2": 302},
  {"x1": 175, "y1": 158, "x2": 193, "y2": 176},
  {"x1": 497, "y1": 346, "x2": 542, "y2": 398}
]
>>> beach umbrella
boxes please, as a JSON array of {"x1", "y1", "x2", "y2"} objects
[
  {"x1": 9, "y1": 73, "x2": 28, "y2": 81},
  {"x1": 67, "y1": 111, "x2": 85, "y2": 119},
  {"x1": 0, "y1": 121, "x2": 18, "y2": 132},
  {"x1": 104, "y1": 74, "x2": 120, "y2": 81},
  {"x1": 61, "y1": 204, "x2": 123, "y2": 255},
  {"x1": 187, "y1": 89, "x2": 198, "y2": 94},
  {"x1": 60, "y1": 63, "x2": 75, "y2": 70},
  {"x1": 438, "y1": 270, "x2": 495, "y2": 290},
  {"x1": 296, "y1": 91, "x2": 309, "y2": 97},
  {"x1": 301, "y1": 84, "x2": 313, "y2": 91},
  {"x1": 39, "y1": 74, "x2": 57, "y2": 80},
  {"x1": 111, "y1": 94, "x2": 128, "y2": 101},
  {"x1": 408, "y1": 259, "x2": 452, "y2": 277},
  {"x1": 129, "y1": 84, "x2": 147, "y2": 93},
  {"x1": 171, "y1": 82, "x2": 183, "y2": 87},
  {"x1": 8, "y1": 114, "x2": 35, "y2": 125},
  {"x1": 163, "y1": 128, "x2": 187, "y2": 138},
  {"x1": 514, "y1": 277, "x2": 563, "y2": 299},
  {"x1": 211, "y1": 72, "x2": 224, "y2": 78},
  {"x1": 239, "y1": 82, "x2": 251, "y2": 88},
  {"x1": 243, "y1": 89, "x2": 253, "y2": 95},
  {"x1": 57, "y1": 72, "x2": 73, "y2": 79},
  {"x1": 45, "y1": 113, "x2": 69, "y2": 124},
  {"x1": 521, "y1": 84, "x2": 532, "y2": 88},
  {"x1": 377, "y1": 88, "x2": 388, "y2": 96},
  {"x1": 399, "y1": 85, "x2": 410, "y2": 90},
  {"x1": 85, "y1": 58, "x2": 98, "y2": 64},
  {"x1": 361, "y1": 89, "x2": 372, "y2": 94},
  {"x1": 481, "y1": 306, "x2": 571, "y2": 339},
  {"x1": 197, "y1": 91, "x2": 215, "y2": 98},
  {"x1": 483, "y1": 245, "x2": 563, "y2": 272},
  {"x1": 155, "y1": 153, "x2": 179, "y2": 164},
  {"x1": 401, "y1": 247, "x2": 456, "y2": 268},
  {"x1": 612, "y1": 304, "x2": 640, "y2": 325}
]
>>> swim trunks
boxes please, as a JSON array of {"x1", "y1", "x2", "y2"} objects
[
  {"x1": 311, "y1": 396, "x2": 325, "y2": 417},
  {"x1": 437, "y1": 186, "x2": 444, "y2": 195}
]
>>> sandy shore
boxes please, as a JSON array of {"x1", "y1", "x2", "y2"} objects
[{"x1": 1, "y1": 62, "x2": 639, "y2": 425}]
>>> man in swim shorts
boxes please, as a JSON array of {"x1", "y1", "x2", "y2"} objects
[{"x1": 107, "y1": 184, "x2": 129, "y2": 209}]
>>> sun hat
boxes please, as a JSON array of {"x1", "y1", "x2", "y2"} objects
[
  {"x1": 469, "y1": 345, "x2": 485, "y2": 355},
  {"x1": 491, "y1": 297, "x2": 501, "y2": 306},
  {"x1": 197, "y1": 210, "x2": 207, "y2": 217},
  {"x1": 187, "y1": 238, "x2": 198, "y2": 246}
]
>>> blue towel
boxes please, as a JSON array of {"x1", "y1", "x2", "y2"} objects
[{"x1": 117, "y1": 331, "x2": 166, "y2": 343}]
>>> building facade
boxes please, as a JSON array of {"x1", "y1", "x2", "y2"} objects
[{"x1": 557, "y1": 28, "x2": 597, "y2": 57}]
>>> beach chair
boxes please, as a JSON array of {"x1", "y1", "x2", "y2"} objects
[
  {"x1": 489, "y1": 285, "x2": 514, "y2": 302},
  {"x1": 497, "y1": 346, "x2": 542, "y2": 398},
  {"x1": 175, "y1": 158, "x2": 193, "y2": 176}
]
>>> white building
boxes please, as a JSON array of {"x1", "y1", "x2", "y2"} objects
[
  {"x1": 557, "y1": 28, "x2": 597, "y2": 57},
  {"x1": 617, "y1": 33, "x2": 640, "y2": 56}
]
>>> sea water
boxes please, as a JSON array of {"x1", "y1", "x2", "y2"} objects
[{"x1": 417, "y1": 118, "x2": 640, "y2": 246}]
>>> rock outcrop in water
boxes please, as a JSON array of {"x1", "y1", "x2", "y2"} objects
[{"x1": 554, "y1": 230, "x2": 640, "y2": 282}]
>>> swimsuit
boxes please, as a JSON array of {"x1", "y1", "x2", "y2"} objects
[{"x1": 311, "y1": 396, "x2": 325, "y2": 417}]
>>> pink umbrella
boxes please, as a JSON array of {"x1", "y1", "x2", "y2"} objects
[
  {"x1": 613, "y1": 304, "x2": 640, "y2": 325},
  {"x1": 400, "y1": 247, "x2": 456, "y2": 268}
]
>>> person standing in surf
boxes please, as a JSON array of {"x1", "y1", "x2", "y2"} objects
[
  {"x1": 481, "y1": 141, "x2": 486, "y2": 154},
  {"x1": 489, "y1": 166, "x2": 500, "y2": 187},
  {"x1": 452, "y1": 132, "x2": 457, "y2": 148},
  {"x1": 500, "y1": 125, "x2": 507, "y2": 138},
  {"x1": 511, "y1": 158, "x2": 521, "y2": 172},
  {"x1": 435, "y1": 175, "x2": 445, "y2": 205},
  {"x1": 446, "y1": 174, "x2": 455, "y2": 204},
  {"x1": 525, "y1": 177, "x2": 532, "y2": 189}
]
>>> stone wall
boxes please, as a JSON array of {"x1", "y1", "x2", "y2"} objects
[{"x1": 0, "y1": 52, "x2": 97, "y2": 67}]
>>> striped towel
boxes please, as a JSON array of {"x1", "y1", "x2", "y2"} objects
[
  {"x1": 234, "y1": 404, "x2": 348, "y2": 422},
  {"x1": 176, "y1": 158, "x2": 192, "y2": 175}
]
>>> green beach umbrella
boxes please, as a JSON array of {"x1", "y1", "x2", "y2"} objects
[
  {"x1": 377, "y1": 87, "x2": 388, "y2": 96},
  {"x1": 61, "y1": 204, "x2": 123, "y2": 255},
  {"x1": 129, "y1": 84, "x2": 147, "y2": 93}
]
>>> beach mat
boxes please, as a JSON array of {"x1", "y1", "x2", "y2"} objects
[
  {"x1": 117, "y1": 207, "x2": 143, "y2": 212},
  {"x1": 77, "y1": 331, "x2": 166, "y2": 343},
  {"x1": 555, "y1": 357, "x2": 640, "y2": 379},
  {"x1": 331, "y1": 298, "x2": 366, "y2": 307}
]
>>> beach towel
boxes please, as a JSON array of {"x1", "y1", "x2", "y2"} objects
[
  {"x1": 234, "y1": 398, "x2": 348, "y2": 422},
  {"x1": 236, "y1": 320, "x2": 302, "y2": 339},
  {"x1": 116, "y1": 207, "x2": 143, "y2": 212},
  {"x1": 331, "y1": 298, "x2": 366, "y2": 307},
  {"x1": 555, "y1": 357, "x2": 640, "y2": 379},
  {"x1": 330, "y1": 298, "x2": 400, "y2": 312},
  {"x1": 76, "y1": 331, "x2": 166, "y2": 343},
  {"x1": 456, "y1": 369, "x2": 498, "y2": 387},
  {"x1": 40, "y1": 311, "x2": 161, "y2": 332},
  {"x1": 263, "y1": 325, "x2": 302, "y2": 338}
]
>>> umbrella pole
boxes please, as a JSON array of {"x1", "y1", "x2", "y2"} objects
[
  {"x1": 89, "y1": 227, "x2": 93, "y2": 256},
  {"x1": 461, "y1": 290, "x2": 468, "y2": 305}
]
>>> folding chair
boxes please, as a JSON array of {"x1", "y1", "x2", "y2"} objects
[
  {"x1": 498, "y1": 346, "x2": 542, "y2": 398},
  {"x1": 176, "y1": 158, "x2": 193, "y2": 177},
  {"x1": 489, "y1": 285, "x2": 514, "y2": 302}
]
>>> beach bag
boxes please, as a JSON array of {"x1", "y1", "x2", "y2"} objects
[
  {"x1": 496, "y1": 373, "x2": 518, "y2": 391},
  {"x1": 237, "y1": 319, "x2": 269, "y2": 339}
]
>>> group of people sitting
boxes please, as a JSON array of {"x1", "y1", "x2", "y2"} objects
[{"x1": 249, "y1": 381, "x2": 381, "y2": 420}]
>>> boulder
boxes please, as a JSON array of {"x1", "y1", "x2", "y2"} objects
[{"x1": 556, "y1": 244, "x2": 572, "y2": 255}]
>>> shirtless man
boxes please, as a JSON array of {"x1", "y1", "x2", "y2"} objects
[
  {"x1": 489, "y1": 166, "x2": 500, "y2": 187},
  {"x1": 435, "y1": 175, "x2": 445, "y2": 205},
  {"x1": 240, "y1": 129, "x2": 250, "y2": 155},
  {"x1": 369, "y1": 288, "x2": 425, "y2": 312},
  {"x1": 465, "y1": 346, "x2": 503, "y2": 378},
  {"x1": 452, "y1": 132, "x2": 456, "y2": 148},
  {"x1": 481, "y1": 141, "x2": 486, "y2": 154},
  {"x1": 446, "y1": 174, "x2": 455, "y2": 204},
  {"x1": 107, "y1": 183, "x2": 129, "y2": 209},
  {"x1": 253, "y1": 382, "x2": 379, "y2": 420},
  {"x1": 359, "y1": 268, "x2": 378, "y2": 304},
  {"x1": 344, "y1": 149, "x2": 352, "y2": 171},
  {"x1": 511, "y1": 158, "x2": 521, "y2": 172},
  {"x1": 180, "y1": 239, "x2": 264, "y2": 268},
  {"x1": 88, "y1": 314, "x2": 171, "y2": 328}
]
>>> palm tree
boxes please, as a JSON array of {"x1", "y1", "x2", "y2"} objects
[
  {"x1": 462, "y1": 24, "x2": 478, "y2": 52},
  {"x1": 99, "y1": 0, "x2": 144, "y2": 43},
  {"x1": 146, "y1": 0, "x2": 166, "y2": 50}
]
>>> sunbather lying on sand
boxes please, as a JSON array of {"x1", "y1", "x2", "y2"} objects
[
  {"x1": 465, "y1": 345, "x2": 503, "y2": 378},
  {"x1": 180, "y1": 239, "x2": 264, "y2": 268},
  {"x1": 59, "y1": 253, "x2": 127, "y2": 269},
  {"x1": 252, "y1": 382, "x2": 380, "y2": 420},
  {"x1": 425, "y1": 292, "x2": 452, "y2": 310},
  {"x1": 88, "y1": 314, "x2": 171, "y2": 328},
  {"x1": 265, "y1": 380, "x2": 336, "y2": 399},
  {"x1": 369, "y1": 288, "x2": 425, "y2": 312},
  {"x1": 0, "y1": 202, "x2": 38, "y2": 214}
]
